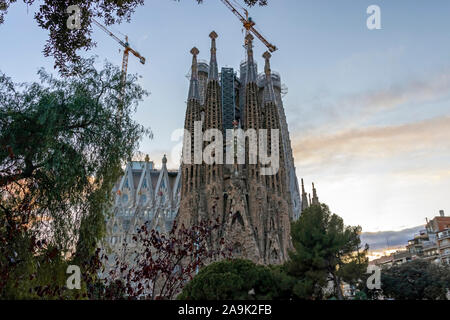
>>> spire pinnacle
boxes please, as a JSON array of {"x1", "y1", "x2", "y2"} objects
[
  {"x1": 208, "y1": 31, "x2": 219, "y2": 81},
  {"x1": 262, "y1": 51, "x2": 276, "y2": 104},
  {"x1": 301, "y1": 178, "x2": 309, "y2": 211},
  {"x1": 312, "y1": 182, "x2": 319, "y2": 205},
  {"x1": 190, "y1": 47, "x2": 199, "y2": 77},
  {"x1": 188, "y1": 47, "x2": 201, "y2": 101},
  {"x1": 245, "y1": 34, "x2": 256, "y2": 84},
  {"x1": 263, "y1": 51, "x2": 272, "y2": 77}
]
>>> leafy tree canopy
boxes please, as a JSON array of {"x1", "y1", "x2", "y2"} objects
[
  {"x1": 0, "y1": 0, "x2": 267, "y2": 74},
  {"x1": 286, "y1": 204, "x2": 368, "y2": 300},
  {"x1": 0, "y1": 57, "x2": 149, "y2": 298},
  {"x1": 179, "y1": 204, "x2": 369, "y2": 301},
  {"x1": 178, "y1": 259, "x2": 291, "y2": 300},
  {"x1": 381, "y1": 259, "x2": 450, "y2": 300}
]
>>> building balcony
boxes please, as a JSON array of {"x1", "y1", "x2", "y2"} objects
[
  {"x1": 423, "y1": 254, "x2": 439, "y2": 261},
  {"x1": 422, "y1": 242, "x2": 437, "y2": 251},
  {"x1": 439, "y1": 241, "x2": 450, "y2": 250},
  {"x1": 438, "y1": 229, "x2": 450, "y2": 240}
]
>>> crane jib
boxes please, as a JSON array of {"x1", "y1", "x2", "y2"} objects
[{"x1": 220, "y1": 0, "x2": 278, "y2": 52}]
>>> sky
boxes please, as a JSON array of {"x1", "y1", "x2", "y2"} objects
[{"x1": 1, "y1": 0, "x2": 450, "y2": 232}]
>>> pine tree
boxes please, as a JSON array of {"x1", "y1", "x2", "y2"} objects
[{"x1": 286, "y1": 203, "x2": 368, "y2": 300}]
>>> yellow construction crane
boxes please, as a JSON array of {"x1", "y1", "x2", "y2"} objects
[
  {"x1": 92, "y1": 18, "x2": 146, "y2": 105},
  {"x1": 220, "y1": 0, "x2": 278, "y2": 53}
]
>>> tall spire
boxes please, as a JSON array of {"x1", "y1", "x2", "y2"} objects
[
  {"x1": 262, "y1": 51, "x2": 276, "y2": 104},
  {"x1": 301, "y1": 178, "x2": 309, "y2": 211},
  {"x1": 208, "y1": 31, "x2": 219, "y2": 81},
  {"x1": 312, "y1": 182, "x2": 319, "y2": 205},
  {"x1": 245, "y1": 34, "x2": 257, "y2": 84},
  {"x1": 188, "y1": 47, "x2": 201, "y2": 101}
]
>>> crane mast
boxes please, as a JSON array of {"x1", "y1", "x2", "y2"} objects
[
  {"x1": 220, "y1": 0, "x2": 278, "y2": 52},
  {"x1": 92, "y1": 18, "x2": 146, "y2": 112}
]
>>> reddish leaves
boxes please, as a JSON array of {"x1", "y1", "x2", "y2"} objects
[{"x1": 104, "y1": 218, "x2": 232, "y2": 300}]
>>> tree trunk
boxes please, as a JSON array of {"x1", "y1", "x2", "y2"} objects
[{"x1": 333, "y1": 274, "x2": 344, "y2": 300}]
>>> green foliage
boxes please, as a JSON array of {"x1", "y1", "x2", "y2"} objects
[
  {"x1": 179, "y1": 203, "x2": 369, "y2": 301},
  {"x1": 354, "y1": 290, "x2": 367, "y2": 300},
  {"x1": 0, "y1": 57, "x2": 149, "y2": 298},
  {"x1": 1, "y1": 242, "x2": 80, "y2": 299},
  {"x1": 381, "y1": 260, "x2": 450, "y2": 300},
  {"x1": 178, "y1": 259, "x2": 292, "y2": 300},
  {"x1": 286, "y1": 204, "x2": 368, "y2": 300},
  {"x1": 267, "y1": 264, "x2": 297, "y2": 300},
  {"x1": 87, "y1": 279, "x2": 126, "y2": 300}
]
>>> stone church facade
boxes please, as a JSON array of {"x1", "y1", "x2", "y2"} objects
[
  {"x1": 100, "y1": 31, "x2": 324, "y2": 269},
  {"x1": 101, "y1": 156, "x2": 181, "y2": 272},
  {"x1": 177, "y1": 32, "x2": 303, "y2": 265}
]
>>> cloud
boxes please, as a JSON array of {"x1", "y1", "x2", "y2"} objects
[
  {"x1": 361, "y1": 225, "x2": 424, "y2": 251},
  {"x1": 290, "y1": 68, "x2": 450, "y2": 134},
  {"x1": 292, "y1": 116, "x2": 450, "y2": 172},
  {"x1": 345, "y1": 71, "x2": 450, "y2": 113},
  {"x1": 392, "y1": 168, "x2": 450, "y2": 182}
]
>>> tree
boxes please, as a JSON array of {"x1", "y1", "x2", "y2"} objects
[
  {"x1": 286, "y1": 204, "x2": 368, "y2": 300},
  {"x1": 178, "y1": 259, "x2": 293, "y2": 300},
  {"x1": 101, "y1": 220, "x2": 231, "y2": 300},
  {"x1": 381, "y1": 259, "x2": 450, "y2": 300},
  {"x1": 354, "y1": 290, "x2": 367, "y2": 300},
  {"x1": 0, "y1": 57, "x2": 149, "y2": 298},
  {"x1": 0, "y1": 0, "x2": 268, "y2": 74}
]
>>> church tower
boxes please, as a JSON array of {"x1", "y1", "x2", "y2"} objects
[
  {"x1": 179, "y1": 47, "x2": 203, "y2": 228},
  {"x1": 260, "y1": 51, "x2": 291, "y2": 263},
  {"x1": 239, "y1": 34, "x2": 268, "y2": 261},
  {"x1": 177, "y1": 31, "x2": 299, "y2": 265},
  {"x1": 203, "y1": 31, "x2": 225, "y2": 233}
]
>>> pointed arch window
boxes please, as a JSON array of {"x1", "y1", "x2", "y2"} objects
[
  {"x1": 271, "y1": 249, "x2": 278, "y2": 262},
  {"x1": 233, "y1": 243, "x2": 242, "y2": 255},
  {"x1": 232, "y1": 211, "x2": 244, "y2": 228}
]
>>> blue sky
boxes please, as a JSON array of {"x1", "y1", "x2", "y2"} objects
[{"x1": 1, "y1": 0, "x2": 450, "y2": 232}]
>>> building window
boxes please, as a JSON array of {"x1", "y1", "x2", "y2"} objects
[{"x1": 233, "y1": 243, "x2": 242, "y2": 255}]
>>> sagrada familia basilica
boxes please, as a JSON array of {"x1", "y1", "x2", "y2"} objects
[{"x1": 101, "y1": 31, "x2": 320, "y2": 268}]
